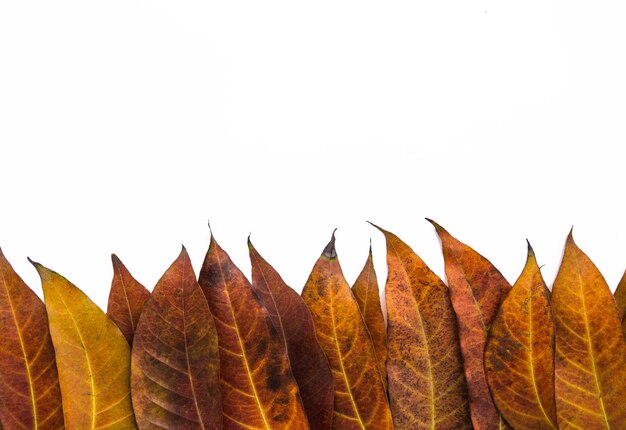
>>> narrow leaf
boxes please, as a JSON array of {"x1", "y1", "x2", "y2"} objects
[
  {"x1": 32, "y1": 260, "x2": 137, "y2": 430},
  {"x1": 131, "y1": 247, "x2": 222, "y2": 429},
  {"x1": 351, "y1": 244, "x2": 388, "y2": 392},
  {"x1": 199, "y1": 233, "x2": 309, "y2": 430},
  {"x1": 552, "y1": 232, "x2": 626, "y2": 428},
  {"x1": 0, "y1": 249, "x2": 64, "y2": 430},
  {"x1": 107, "y1": 254, "x2": 150, "y2": 345},
  {"x1": 248, "y1": 239, "x2": 334, "y2": 430},
  {"x1": 428, "y1": 219, "x2": 512, "y2": 430},
  {"x1": 373, "y1": 224, "x2": 471, "y2": 429},
  {"x1": 301, "y1": 232, "x2": 393, "y2": 430},
  {"x1": 485, "y1": 243, "x2": 557, "y2": 429}
]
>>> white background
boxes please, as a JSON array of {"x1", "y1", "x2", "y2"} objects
[{"x1": 1, "y1": 1, "x2": 625, "y2": 309}]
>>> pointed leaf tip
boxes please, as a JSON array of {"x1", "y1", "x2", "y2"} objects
[
  {"x1": 526, "y1": 239, "x2": 535, "y2": 257},
  {"x1": 425, "y1": 217, "x2": 446, "y2": 233},
  {"x1": 323, "y1": 229, "x2": 337, "y2": 259}
]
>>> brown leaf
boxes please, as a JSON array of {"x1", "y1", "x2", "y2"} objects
[
  {"x1": 248, "y1": 238, "x2": 334, "y2": 430},
  {"x1": 372, "y1": 224, "x2": 471, "y2": 429},
  {"x1": 613, "y1": 270, "x2": 626, "y2": 333},
  {"x1": 131, "y1": 247, "x2": 222, "y2": 429},
  {"x1": 351, "y1": 244, "x2": 388, "y2": 392},
  {"x1": 0, "y1": 249, "x2": 64, "y2": 430},
  {"x1": 484, "y1": 242, "x2": 557, "y2": 430},
  {"x1": 199, "y1": 233, "x2": 309, "y2": 430},
  {"x1": 107, "y1": 254, "x2": 150, "y2": 345},
  {"x1": 552, "y1": 232, "x2": 626, "y2": 428},
  {"x1": 32, "y1": 260, "x2": 137, "y2": 429},
  {"x1": 301, "y1": 232, "x2": 393, "y2": 430},
  {"x1": 428, "y1": 219, "x2": 512, "y2": 430}
]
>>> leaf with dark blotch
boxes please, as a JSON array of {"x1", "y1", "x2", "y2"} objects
[
  {"x1": 0, "y1": 249, "x2": 64, "y2": 430},
  {"x1": 199, "y1": 233, "x2": 309, "y2": 430},
  {"x1": 32, "y1": 260, "x2": 137, "y2": 430},
  {"x1": 485, "y1": 243, "x2": 557, "y2": 430},
  {"x1": 131, "y1": 247, "x2": 221, "y2": 429},
  {"x1": 351, "y1": 244, "x2": 388, "y2": 392},
  {"x1": 613, "y1": 270, "x2": 626, "y2": 334},
  {"x1": 107, "y1": 254, "x2": 151, "y2": 345},
  {"x1": 301, "y1": 232, "x2": 393, "y2": 430},
  {"x1": 248, "y1": 239, "x2": 334, "y2": 430},
  {"x1": 428, "y1": 219, "x2": 512, "y2": 430},
  {"x1": 371, "y1": 224, "x2": 471, "y2": 429},
  {"x1": 552, "y1": 232, "x2": 626, "y2": 429}
]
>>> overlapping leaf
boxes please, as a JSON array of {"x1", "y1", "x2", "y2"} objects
[
  {"x1": 613, "y1": 270, "x2": 626, "y2": 334},
  {"x1": 552, "y1": 232, "x2": 626, "y2": 429},
  {"x1": 351, "y1": 244, "x2": 388, "y2": 392},
  {"x1": 131, "y1": 247, "x2": 222, "y2": 429},
  {"x1": 301, "y1": 232, "x2": 393, "y2": 430},
  {"x1": 107, "y1": 254, "x2": 150, "y2": 345},
  {"x1": 199, "y1": 233, "x2": 308, "y2": 430},
  {"x1": 0, "y1": 249, "x2": 64, "y2": 430},
  {"x1": 485, "y1": 243, "x2": 557, "y2": 430},
  {"x1": 32, "y1": 260, "x2": 137, "y2": 429},
  {"x1": 248, "y1": 239, "x2": 334, "y2": 430},
  {"x1": 373, "y1": 225, "x2": 471, "y2": 429},
  {"x1": 428, "y1": 220, "x2": 511, "y2": 430}
]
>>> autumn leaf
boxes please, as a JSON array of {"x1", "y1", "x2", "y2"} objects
[
  {"x1": 428, "y1": 219, "x2": 511, "y2": 430},
  {"x1": 0, "y1": 249, "x2": 64, "y2": 430},
  {"x1": 248, "y1": 238, "x2": 334, "y2": 430},
  {"x1": 131, "y1": 247, "x2": 222, "y2": 429},
  {"x1": 484, "y1": 242, "x2": 557, "y2": 430},
  {"x1": 552, "y1": 232, "x2": 626, "y2": 429},
  {"x1": 107, "y1": 254, "x2": 150, "y2": 345},
  {"x1": 199, "y1": 232, "x2": 309, "y2": 430},
  {"x1": 301, "y1": 231, "x2": 393, "y2": 430},
  {"x1": 351, "y1": 243, "x2": 388, "y2": 392},
  {"x1": 371, "y1": 224, "x2": 471, "y2": 429},
  {"x1": 613, "y1": 270, "x2": 626, "y2": 334},
  {"x1": 31, "y1": 260, "x2": 137, "y2": 430}
]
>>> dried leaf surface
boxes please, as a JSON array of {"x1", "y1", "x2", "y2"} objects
[
  {"x1": 373, "y1": 225, "x2": 471, "y2": 429},
  {"x1": 613, "y1": 270, "x2": 626, "y2": 334},
  {"x1": 301, "y1": 233, "x2": 393, "y2": 430},
  {"x1": 131, "y1": 248, "x2": 222, "y2": 429},
  {"x1": 485, "y1": 243, "x2": 557, "y2": 430},
  {"x1": 0, "y1": 249, "x2": 64, "y2": 430},
  {"x1": 199, "y1": 234, "x2": 309, "y2": 430},
  {"x1": 552, "y1": 233, "x2": 626, "y2": 429},
  {"x1": 428, "y1": 220, "x2": 512, "y2": 430},
  {"x1": 248, "y1": 239, "x2": 333, "y2": 430},
  {"x1": 107, "y1": 254, "x2": 150, "y2": 345},
  {"x1": 351, "y1": 245, "x2": 388, "y2": 392},
  {"x1": 32, "y1": 261, "x2": 137, "y2": 430}
]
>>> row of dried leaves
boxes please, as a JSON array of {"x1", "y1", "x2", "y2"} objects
[{"x1": 1, "y1": 222, "x2": 625, "y2": 430}]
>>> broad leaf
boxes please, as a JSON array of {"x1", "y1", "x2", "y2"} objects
[
  {"x1": 485, "y1": 243, "x2": 557, "y2": 430},
  {"x1": 0, "y1": 249, "x2": 64, "y2": 430},
  {"x1": 131, "y1": 247, "x2": 222, "y2": 429}
]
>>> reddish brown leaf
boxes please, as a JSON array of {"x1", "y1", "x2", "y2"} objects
[
  {"x1": 372, "y1": 224, "x2": 471, "y2": 429},
  {"x1": 485, "y1": 243, "x2": 557, "y2": 430},
  {"x1": 248, "y1": 238, "x2": 334, "y2": 430},
  {"x1": 131, "y1": 247, "x2": 222, "y2": 429},
  {"x1": 351, "y1": 244, "x2": 388, "y2": 392},
  {"x1": 199, "y1": 233, "x2": 309, "y2": 430},
  {"x1": 613, "y1": 270, "x2": 626, "y2": 333},
  {"x1": 107, "y1": 254, "x2": 150, "y2": 345},
  {"x1": 552, "y1": 232, "x2": 626, "y2": 428},
  {"x1": 301, "y1": 232, "x2": 393, "y2": 430},
  {"x1": 428, "y1": 219, "x2": 511, "y2": 430},
  {"x1": 0, "y1": 249, "x2": 64, "y2": 430}
]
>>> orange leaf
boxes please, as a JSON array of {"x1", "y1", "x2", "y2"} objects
[
  {"x1": 351, "y1": 244, "x2": 388, "y2": 392},
  {"x1": 552, "y1": 232, "x2": 626, "y2": 428},
  {"x1": 199, "y1": 233, "x2": 309, "y2": 430},
  {"x1": 131, "y1": 247, "x2": 222, "y2": 429},
  {"x1": 32, "y1": 260, "x2": 137, "y2": 429},
  {"x1": 301, "y1": 232, "x2": 393, "y2": 430},
  {"x1": 428, "y1": 219, "x2": 511, "y2": 430},
  {"x1": 0, "y1": 249, "x2": 64, "y2": 430},
  {"x1": 485, "y1": 243, "x2": 557, "y2": 430},
  {"x1": 613, "y1": 270, "x2": 626, "y2": 333},
  {"x1": 248, "y1": 238, "x2": 334, "y2": 430},
  {"x1": 107, "y1": 254, "x2": 150, "y2": 345},
  {"x1": 372, "y1": 224, "x2": 471, "y2": 429}
]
